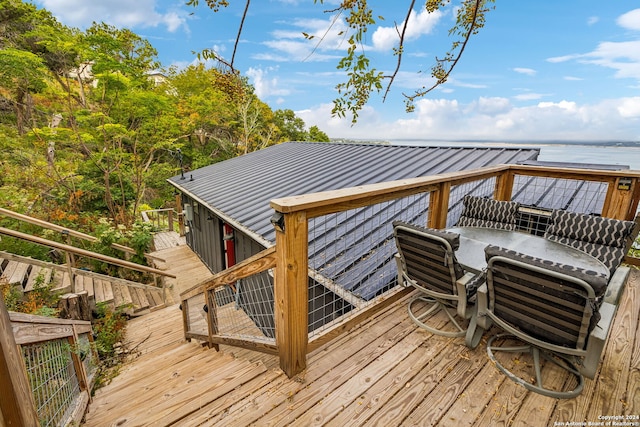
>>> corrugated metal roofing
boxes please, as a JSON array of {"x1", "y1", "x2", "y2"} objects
[
  {"x1": 168, "y1": 142, "x2": 543, "y2": 301},
  {"x1": 168, "y1": 142, "x2": 540, "y2": 245}
]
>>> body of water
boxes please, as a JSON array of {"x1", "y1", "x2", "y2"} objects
[{"x1": 391, "y1": 140, "x2": 640, "y2": 171}]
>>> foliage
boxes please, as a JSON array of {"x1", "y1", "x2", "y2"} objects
[
  {"x1": 88, "y1": 218, "x2": 154, "y2": 277},
  {"x1": 0, "y1": 272, "x2": 60, "y2": 316},
  {"x1": 91, "y1": 302, "x2": 130, "y2": 390},
  {"x1": 92, "y1": 302, "x2": 128, "y2": 361},
  {"x1": 0, "y1": 0, "x2": 329, "y2": 250}
]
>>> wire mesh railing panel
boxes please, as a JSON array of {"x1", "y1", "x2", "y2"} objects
[
  {"x1": 307, "y1": 192, "x2": 430, "y2": 338},
  {"x1": 511, "y1": 175, "x2": 609, "y2": 235},
  {"x1": 446, "y1": 177, "x2": 497, "y2": 227},
  {"x1": 185, "y1": 292, "x2": 207, "y2": 336},
  {"x1": 215, "y1": 272, "x2": 276, "y2": 341},
  {"x1": 77, "y1": 333, "x2": 97, "y2": 384},
  {"x1": 22, "y1": 338, "x2": 81, "y2": 427},
  {"x1": 512, "y1": 175, "x2": 607, "y2": 214}
]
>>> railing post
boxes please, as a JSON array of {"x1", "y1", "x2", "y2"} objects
[
  {"x1": 206, "y1": 289, "x2": 220, "y2": 351},
  {"x1": 602, "y1": 176, "x2": 639, "y2": 220},
  {"x1": 69, "y1": 325, "x2": 89, "y2": 392},
  {"x1": 427, "y1": 182, "x2": 451, "y2": 229},
  {"x1": 0, "y1": 297, "x2": 40, "y2": 426},
  {"x1": 175, "y1": 193, "x2": 186, "y2": 236},
  {"x1": 273, "y1": 210, "x2": 309, "y2": 378},
  {"x1": 494, "y1": 169, "x2": 515, "y2": 201},
  {"x1": 168, "y1": 210, "x2": 174, "y2": 232}
]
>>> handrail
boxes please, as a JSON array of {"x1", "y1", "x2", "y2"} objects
[
  {"x1": 0, "y1": 227, "x2": 175, "y2": 278},
  {"x1": 180, "y1": 246, "x2": 276, "y2": 300},
  {"x1": 9, "y1": 311, "x2": 92, "y2": 345},
  {"x1": 0, "y1": 207, "x2": 164, "y2": 262},
  {"x1": 0, "y1": 251, "x2": 165, "y2": 292},
  {"x1": 270, "y1": 164, "x2": 640, "y2": 218},
  {"x1": 180, "y1": 247, "x2": 277, "y2": 352}
]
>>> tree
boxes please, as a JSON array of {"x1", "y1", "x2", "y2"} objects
[
  {"x1": 274, "y1": 109, "x2": 308, "y2": 142},
  {"x1": 0, "y1": 48, "x2": 49, "y2": 134},
  {"x1": 187, "y1": 0, "x2": 495, "y2": 122},
  {"x1": 308, "y1": 125, "x2": 330, "y2": 142}
]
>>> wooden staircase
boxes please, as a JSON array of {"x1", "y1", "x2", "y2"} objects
[{"x1": 0, "y1": 251, "x2": 166, "y2": 315}]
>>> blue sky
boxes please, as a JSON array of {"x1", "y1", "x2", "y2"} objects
[{"x1": 33, "y1": 1, "x2": 640, "y2": 143}]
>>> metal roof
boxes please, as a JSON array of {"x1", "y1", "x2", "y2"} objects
[
  {"x1": 168, "y1": 142, "x2": 544, "y2": 301},
  {"x1": 168, "y1": 142, "x2": 540, "y2": 244}
]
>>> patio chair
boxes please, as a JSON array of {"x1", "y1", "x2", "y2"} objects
[
  {"x1": 472, "y1": 244, "x2": 615, "y2": 398},
  {"x1": 393, "y1": 221, "x2": 484, "y2": 346},
  {"x1": 456, "y1": 195, "x2": 520, "y2": 230},
  {"x1": 543, "y1": 210, "x2": 638, "y2": 277}
]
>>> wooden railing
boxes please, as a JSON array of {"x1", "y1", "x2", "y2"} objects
[
  {"x1": 0, "y1": 297, "x2": 96, "y2": 426},
  {"x1": 141, "y1": 208, "x2": 186, "y2": 236},
  {"x1": 180, "y1": 247, "x2": 278, "y2": 353},
  {"x1": 181, "y1": 164, "x2": 640, "y2": 378},
  {"x1": 0, "y1": 207, "x2": 164, "y2": 263}
]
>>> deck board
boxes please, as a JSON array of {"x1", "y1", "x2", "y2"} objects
[{"x1": 83, "y1": 241, "x2": 640, "y2": 427}]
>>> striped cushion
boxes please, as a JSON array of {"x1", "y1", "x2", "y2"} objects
[
  {"x1": 457, "y1": 195, "x2": 520, "y2": 231},
  {"x1": 484, "y1": 245, "x2": 609, "y2": 297},
  {"x1": 544, "y1": 210, "x2": 636, "y2": 274}
]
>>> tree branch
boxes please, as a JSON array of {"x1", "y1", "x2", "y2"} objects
[{"x1": 383, "y1": 0, "x2": 416, "y2": 102}]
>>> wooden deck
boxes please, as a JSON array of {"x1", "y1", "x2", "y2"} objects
[{"x1": 83, "y1": 238, "x2": 640, "y2": 427}]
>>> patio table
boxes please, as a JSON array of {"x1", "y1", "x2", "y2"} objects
[{"x1": 447, "y1": 226, "x2": 610, "y2": 278}]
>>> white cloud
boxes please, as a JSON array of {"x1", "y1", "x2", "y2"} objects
[
  {"x1": 246, "y1": 67, "x2": 291, "y2": 99},
  {"x1": 296, "y1": 97, "x2": 640, "y2": 142},
  {"x1": 371, "y1": 8, "x2": 444, "y2": 51},
  {"x1": 564, "y1": 76, "x2": 583, "y2": 81},
  {"x1": 617, "y1": 97, "x2": 640, "y2": 118},
  {"x1": 587, "y1": 16, "x2": 599, "y2": 26},
  {"x1": 513, "y1": 93, "x2": 546, "y2": 101},
  {"x1": 37, "y1": 0, "x2": 188, "y2": 32},
  {"x1": 513, "y1": 68, "x2": 537, "y2": 76},
  {"x1": 617, "y1": 9, "x2": 640, "y2": 31},
  {"x1": 548, "y1": 10, "x2": 640, "y2": 82},
  {"x1": 581, "y1": 41, "x2": 640, "y2": 79}
]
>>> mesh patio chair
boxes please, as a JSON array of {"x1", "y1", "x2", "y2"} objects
[
  {"x1": 456, "y1": 195, "x2": 521, "y2": 230},
  {"x1": 393, "y1": 221, "x2": 484, "y2": 346},
  {"x1": 472, "y1": 245, "x2": 616, "y2": 398}
]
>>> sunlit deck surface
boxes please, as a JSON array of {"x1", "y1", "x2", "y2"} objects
[{"x1": 83, "y1": 240, "x2": 640, "y2": 426}]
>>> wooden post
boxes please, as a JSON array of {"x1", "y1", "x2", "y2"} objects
[
  {"x1": 181, "y1": 299, "x2": 191, "y2": 342},
  {"x1": 494, "y1": 169, "x2": 515, "y2": 201},
  {"x1": 58, "y1": 292, "x2": 91, "y2": 321},
  {"x1": 0, "y1": 297, "x2": 40, "y2": 426},
  {"x1": 175, "y1": 193, "x2": 186, "y2": 236},
  {"x1": 274, "y1": 211, "x2": 309, "y2": 378},
  {"x1": 205, "y1": 289, "x2": 220, "y2": 351},
  {"x1": 602, "y1": 177, "x2": 639, "y2": 220},
  {"x1": 68, "y1": 325, "x2": 88, "y2": 392},
  {"x1": 168, "y1": 210, "x2": 174, "y2": 232},
  {"x1": 427, "y1": 182, "x2": 451, "y2": 229}
]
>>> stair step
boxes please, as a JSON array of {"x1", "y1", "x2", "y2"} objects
[
  {"x1": 102, "y1": 280, "x2": 114, "y2": 303},
  {"x1": 133, "y1": 287, "x2": 150, "y2": 312},
  {"x1": 24, "y1": 266, "x2": 52, "y2": 292},
  {"x1": 93, "y1": 278, "x2": 105, "y2": 303}
]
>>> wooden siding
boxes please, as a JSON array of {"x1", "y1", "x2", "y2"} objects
[{"x1": 84, "y1": 242, "x2": 640, "y2": 426}]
